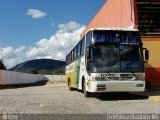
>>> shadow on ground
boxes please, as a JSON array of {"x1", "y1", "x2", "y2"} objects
[
  {"x1": 93, "y1": 93, "x2": 148, "y2": 101},
  {"x1": 0, "y1": 80, "x2": 48, "y2": 90},
  {"x1": 75, "y1": 89, "x2": 148, "y2": 101}
]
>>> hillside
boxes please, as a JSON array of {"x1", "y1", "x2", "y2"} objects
[{"x1": 9, "y1": 59, "x2": 66, "y2": 74}]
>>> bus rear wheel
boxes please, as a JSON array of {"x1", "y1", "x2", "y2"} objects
[
  {"x1": 68, "y1": 79, "x2": 73, "y2": 91},
  {"x1": 83, "y1": 81, "x2": 90, "y2": 97}
]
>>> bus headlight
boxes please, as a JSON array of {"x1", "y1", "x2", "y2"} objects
[{"x1": 135, "y1": 74, "x2": 144, "y2": 80}]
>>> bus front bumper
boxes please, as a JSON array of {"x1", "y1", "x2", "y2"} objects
[{"x1": 87, "y1": 81, "x2": 145, "y2": 93}]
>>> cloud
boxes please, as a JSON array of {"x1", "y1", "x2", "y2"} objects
[
  {"x1": 0, "y1": 46, "x2": 26, "y2": 68},
  {"x1": 0, "y1": 21, "x2": 85, "y2": 69},
  {"x1": 27, "y1": 21, "x2": 85, "y2": 60},
  {"x1": 27, "y1": 9, "x2": 47, "y2": 19},
  {"x1": 57, "y1": 21, "x2": 81, "y2": 32}
]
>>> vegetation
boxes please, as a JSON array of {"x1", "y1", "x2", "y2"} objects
[
  {"x1": 53, "y1": 71, "x2": 65, "y2": 75},
  {"x1": 30, "y1": 70, "x2": 39, "y2": 74},
  {"x1": 10, "y1": 59, "x2": 66, "y2": 74},
  {"x1": 0, "y1": 60, "x2": 6, "y2": 70}
]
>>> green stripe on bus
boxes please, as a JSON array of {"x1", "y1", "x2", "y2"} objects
[{"x1": 75, "y1": 59, "x2": 81, "y2": 88}]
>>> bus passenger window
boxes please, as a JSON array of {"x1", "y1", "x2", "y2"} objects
[
  {"x1": 81, "y1": 38, "x2": 85, "y2": 55},
  {"x1": 75, "y1": 47, "x2": 77, "y2": 58},
  {"x1": 74, "y1": 48, "x2": 77, "y2": 59},
  {"x1": 66, "y1": 55, "x2": 68, "y2": 64},
  {"x1": 77, "y1": 43, "x2": 80, "y2": 57},
  {"x1": 71, "y1": 50, "x2": 74, "y2": 61},
  {"x1": 69, "y1": 53, "x2": 71, "y2": 63},
  {"x1": 86, "y1": 31, "x2": 92, "y2": 46}
]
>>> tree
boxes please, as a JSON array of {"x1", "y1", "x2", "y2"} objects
[
  {"x1": 0, "y1": 60, "x2": 6, "y2": 70},
  {"x1": 53, "y1": 71, "x2": 65, "y2": 75},
  {"x1": 30, "y1": 70, "x2": 39, "y2": 74}
]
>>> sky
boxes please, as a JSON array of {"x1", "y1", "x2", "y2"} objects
[{"x1": 0, "y1": 0, "x2": 106, "y2": 69}]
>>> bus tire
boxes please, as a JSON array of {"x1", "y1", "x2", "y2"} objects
[
  {"x1": 83, "y1": 81, "x2": 90, "y2": 97},
  {"x1": 68, "y1": 79, "x2": 73, "y2": 91}
]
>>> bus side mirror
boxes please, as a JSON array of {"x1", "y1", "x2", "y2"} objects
[
  {"x1": 145, "y1": 49, "x2": 149, "y2": 61},
  {"x1": 143, "y1": 48, "x2": 149, "y2": 61}
]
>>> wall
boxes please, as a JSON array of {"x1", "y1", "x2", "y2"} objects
[
  {"x1": 142, "y1": 38, "x2": 160, "y2": 83},
  {"x1": 44, "y1": 75, "x2": 65, "y2": 82},
  {"x1": 0, "y1": 70, "x2": 65, "y2": 85}
]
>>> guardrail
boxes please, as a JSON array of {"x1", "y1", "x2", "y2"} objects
[{"x1": 0, "y1": 70, "x2": 65, "y2": 85}]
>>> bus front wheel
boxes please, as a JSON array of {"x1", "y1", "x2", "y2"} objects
[{"x1": 83, "y1": 81, "x2": 90, "y2": 97}]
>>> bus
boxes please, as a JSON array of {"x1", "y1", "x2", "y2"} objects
[{"x1": 65, "y1": 29, "x2": 149, "y2": 97}]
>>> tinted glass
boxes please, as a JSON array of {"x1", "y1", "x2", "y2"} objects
[{"x1": 93, "y1": 31, "x2": 140, "y2": 43}]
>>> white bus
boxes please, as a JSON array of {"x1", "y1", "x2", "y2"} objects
[{"x1": 65, "y1": 29, "x2": 148, "y2": 97}]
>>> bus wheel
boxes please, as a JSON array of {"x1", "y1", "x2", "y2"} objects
[
  {"x1": 83, "y1": 81, "x2": 90, "y2": 97},
  {"x1": 68, "y1": 79, "x2": 73, "y2": 91}
]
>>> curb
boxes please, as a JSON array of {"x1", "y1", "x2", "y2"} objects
[
  {"x1": 149, "y1": 96, "x2": 160, "y2": 102},
  {"x1": 131, "y1": 91, "x2": 160, "y2": 102}
]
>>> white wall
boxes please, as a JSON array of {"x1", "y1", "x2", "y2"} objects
[
  {"x1": 44, "y1": 75, "x2": 65, "y2": 81},
  {"x1": 0, "y1": 70, "x2": 65, "y2": 85}
]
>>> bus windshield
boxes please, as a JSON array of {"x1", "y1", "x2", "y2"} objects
[
  {"x1": 93, "y1": 30, "x2": 141, "y2": 43},
  {"x1": 90, "y1": 45, "x2": 144, "y2": 73}
]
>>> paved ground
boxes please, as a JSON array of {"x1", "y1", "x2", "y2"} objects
[
  {"x1": 0, "y1": 82, "x2": 160, "y2": 115},
  {"x1": 132, "y1": 90, "x2": 160, "y2": 102}
]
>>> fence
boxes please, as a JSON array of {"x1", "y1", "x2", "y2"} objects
[
  {"x1": 44, "y1": 75, "x2": 65, "y2": 81},
  {"x1": 0, "y1": 70, "x2": 65, "y2": 85}
]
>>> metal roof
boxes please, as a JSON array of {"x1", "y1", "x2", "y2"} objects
[{"x1": 80, "y1": 0, "x2": 137, "y2": 38}]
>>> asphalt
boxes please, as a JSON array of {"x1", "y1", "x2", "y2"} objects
[
  {"x1": 1, "y1": 81, "x2": 160, "y2": 102},
  {"x1": 1, "y1": 82, "x2": 160, "y2": 115}
]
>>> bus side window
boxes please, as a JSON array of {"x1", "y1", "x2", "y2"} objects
[
  {"x1": 81, "y1": 37, "x2": 85, "y2": 55},
  {"x1": 74, "y1": 46, "x2": 77, "y2": 59},
  {"x1": 71, "y1": 50, "x2": 73, "y2": 61},
  {"x1": 73, "y1": 48, "x2": 75, "y2": 60},
  {"x1": 70, "y1": 52, "x2": 72, "y2": 62},
  {"x1": 66, "y1": 55, "x2": 68, "y2": 64},
  {"x1": 86, "y1": 31, "x2": 92, "y2": 46},
  {"x1": 67, "y1": 55, "x2": 69, "y2": 64},
  {"x1": 76, "y1": 45, "x2": 78, "y2": 58},
  {"x1": 77, "y1": 43, "x2": 81, "y2": 57}
]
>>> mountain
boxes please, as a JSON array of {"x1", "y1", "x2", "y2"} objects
[{"x1": 9, "y1": 59, "x2": 66, "y2": 74}]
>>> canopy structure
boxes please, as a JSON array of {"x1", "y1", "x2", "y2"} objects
[
  {"x1": 80, "y1": 0, "x2": 138, "y2": 38},
  {"x1": 81, "y1": 0, "x2": 160, "y2": 38}
]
